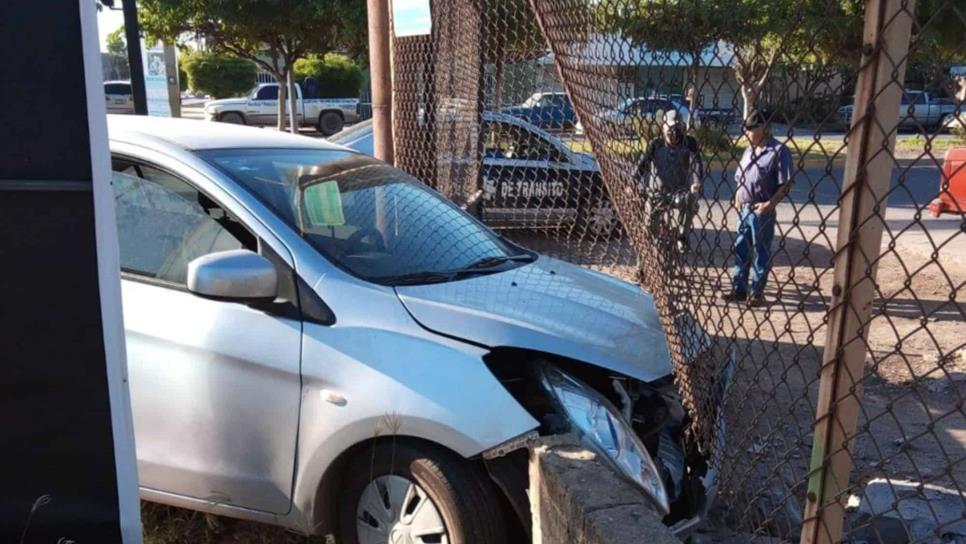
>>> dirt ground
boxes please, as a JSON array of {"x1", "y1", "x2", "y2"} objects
[{"x1": 506, "y1": 184, "x2": 966, "y2": 541}]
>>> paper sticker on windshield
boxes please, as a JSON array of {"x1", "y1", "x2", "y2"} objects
[{"x1": 303, "y1": 181, "x2": 345, "y2": 227}]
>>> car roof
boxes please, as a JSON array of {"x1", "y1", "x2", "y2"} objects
[{"x1": 107, "y1": 115, "x2": 346, "y2": 152}]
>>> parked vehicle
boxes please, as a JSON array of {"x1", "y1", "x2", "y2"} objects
[
  {"x1": 501, "y1": 91, "x2": 578, "y2": 131},
  {"x1": 329, "y1": 112, "x2": 621, "y2": 237},
  {"x1": 575, "y1": 95, "x2": 696, "y2": 137},
  {"x1": 104, "y1": 80, "x2": 134, "y2": 115},
  {"x1": 203, "y1": 82, "x2": 361, "y2": 135},
  {"x1": 928, "y1": 147, "x2": 966, "y2": 217},
  {"x1": 108, "y1": 114, "x2": 724, "y2": 543},
  {"x1": 838, "y1": 90, "x2": 958, "y2": 129},
  {"x1": 941, "y1": 109, "x2": 965, "y2": 134}
]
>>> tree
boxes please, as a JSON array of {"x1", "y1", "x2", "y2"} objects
[
  {"x1": 139, "y1": 0, "x2": 367, "y2": 130},
  {"x1": 603, "y1": 0, "x2": 865, "y2": 121},
  {"x1": 181, "y1": 52, "x2": 257, "y2": 98},
  {"x1": 906, "y1": 0, "x2": 964, "y2": 93},
  {"x1": 482, "y1": 0, "x2": 545, "y2": 109},
  {"x1": 104, "y1": 24, "x2": 131, "y2": 80},
  {"x1": 294, "y1": 53, "x2": 364, "y2": 98},
  {"x1": 106, "y1": 25, "x2": 127, "y2": 56}
]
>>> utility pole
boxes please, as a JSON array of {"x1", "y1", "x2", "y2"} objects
[
  {"x1": 800, "y1": 0, "x2": 916, "y2": 542},
  {"x1": 121, "y1": 0, "x2": 147, "y2": 115},
  {"x1": 367, "y1": 0, "x2": 394, "y2": 163}
]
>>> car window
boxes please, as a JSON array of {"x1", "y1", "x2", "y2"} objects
[
  {"x1": 631, "y1": 100, "x2": 651, "y2": 115},
  {"x1": 105, "y1": 83, "x2": 131, "y2": 95},
  {"x1": 483, "y1": 122, "x2": 566, "y2": 162},
  {"x1": 902, "y1": 93, "x2": 923, "y2": 106},
  {"x1": 111, "y1": 160, "x2": 255, "y2": 285},
  {"x1": 255, "y1": 86, "x2": 278, "y2": 100}
]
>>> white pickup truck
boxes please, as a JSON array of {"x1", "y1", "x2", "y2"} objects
[
  {"x1": 839, "y1": 90, "x2": 958, "y2": 130},
  {"x1": 204, "y1": 82, "x2": 361, "y2": 135}
]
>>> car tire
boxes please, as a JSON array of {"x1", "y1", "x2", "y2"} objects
[
  {"x1": 318, "y1": 111, "x2": 345, "y2": 136},
  {"x1": 338, "y1": 441, "x2": 508, "y2": 544},
  {"x1": 219, "y1": 112, "x2": 245, "y2": 125}
]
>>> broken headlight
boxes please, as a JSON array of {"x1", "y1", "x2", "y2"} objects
[{"x1": 537, "y1": 364, "x2": 670, "y2": 514}]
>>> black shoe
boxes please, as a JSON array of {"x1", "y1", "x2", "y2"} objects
[
  {"x1": 721, "y1": 291, "x2": 748, "y2": 303},
  {"x1": 747, "y1": 293, "x2": 767, "y2": 307}
]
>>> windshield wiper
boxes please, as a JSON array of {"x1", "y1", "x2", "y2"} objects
[
  {"x1": 462, "y1": 253, "x2": 536, "y2": 271},
  {"x1": 376, "y1": 271, "x2": 458, "y2": 286},
  {"x1": 379, "y1": 254, "x2": 536, "y2": 286}
]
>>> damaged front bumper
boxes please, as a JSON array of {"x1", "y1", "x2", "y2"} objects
[{"x1": 480, "y1": 342, "x2": 735, "y2": 535}]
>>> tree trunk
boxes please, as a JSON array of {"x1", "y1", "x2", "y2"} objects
[
  {"x1": 685, "y1": 57, "x2": 700, "y2": 129},
  {"x1": 277, "y1": 75, "x2": 287, "y2": 131},
  {"x1": 493, "y1": 61, "x2": 505, "y2": 110},
  {"x1": 287, "y1": 66, "x2": 298, "y2": 134},
  {"x1": 740, "y1": 84, "x2": 758, "y2": 122}
]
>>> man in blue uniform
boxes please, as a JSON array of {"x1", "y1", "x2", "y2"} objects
[{"x1": 722, "y1": 111, "x2": 793, "y2": 307}]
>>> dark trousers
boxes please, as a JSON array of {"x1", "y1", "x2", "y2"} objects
[{"x1": 732, "y1": 205, "x2": 776, "y2": 295}]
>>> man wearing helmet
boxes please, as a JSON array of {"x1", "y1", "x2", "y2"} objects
[{"x1": 635, "y1": 109, "x2": 703, "y2": 253}]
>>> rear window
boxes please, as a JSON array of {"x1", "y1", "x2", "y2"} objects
[{"x1": 105, "y1": 83, "x2": 131, "y2": 95}]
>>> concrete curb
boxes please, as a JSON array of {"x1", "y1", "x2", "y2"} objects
[{"x1": 529, "y1": 436, "x2": 682, "y2": 544}]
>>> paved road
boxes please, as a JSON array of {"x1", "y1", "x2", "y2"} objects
[{"x1": 704, "y1": 159, "x2": 965, "y2": 265}]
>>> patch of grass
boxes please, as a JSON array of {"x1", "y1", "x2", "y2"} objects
[
  {"x1": 141, "y1": 502, "x2": 320, "y2": 544},
  {"x1": 563, "y1": 134, "x2": 844, "y2": 168},
  {"x1": 894, "y1": 134, "x2": 963, "y2": 155}
]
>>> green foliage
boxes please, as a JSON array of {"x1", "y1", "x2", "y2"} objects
[
  {"x1": 294, "y1": 53, "x2": 364, "y2": 98},
  {"x1": 106, "y1": 25, "x2": 126, "y2": 56},
  {"x1": 952, "y1": 124, "x2": 966, "y2": 146},
  {"x1": 181, "y1": 53, "x2": 256, "y2": 98},
  {"x1": 139, "y1": 0, "x2": 368, "y2": 75},
  {"x1": 482, "y1": 0, "x2": 544, "y2": 63},
  {"x1": 693, "y1": 124, "x2": 733, "y2": 154}
]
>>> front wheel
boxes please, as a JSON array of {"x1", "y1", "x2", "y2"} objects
[
  {"x1": 219, "y1": 112, "x2": 245, "y2": 125},
  {"x1": 338, "y1": 441, "x2": 508, "y2": 544},
  {"x1": 318, "y1": 111, "x2": 345, "y2": 136}
]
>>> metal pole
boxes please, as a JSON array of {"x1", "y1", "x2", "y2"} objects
[
  {"x1": 367, "y1": 0, "x2": 394, "y2": 163},
  {"x1": 122, "y1": 0, "x2": 147, "y2": 115},
  {"x1": 164, "y1": 44, "x2": 180, "y2": 117},
  {"x1": 800, "y1": 1, "x2": 916, "y2": 542}
]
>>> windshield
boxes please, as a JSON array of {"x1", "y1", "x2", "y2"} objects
[
  {"x1": 521, "y1": 93, "x2": 542, "y2": 108},
  {"x1": 198, "y1": 149, "x2": 531, "y2": 285}
]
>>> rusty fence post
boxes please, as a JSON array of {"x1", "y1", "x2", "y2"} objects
[
  {"x1": 800, "y1": 1, "x2": 916, "y2": 542},
  {"x1": 368, "y1": 0, "x2": 394, "y2": 164}
]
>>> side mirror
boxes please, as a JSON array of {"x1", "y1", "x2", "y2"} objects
[{"x1": 187, "y1": 249, "x2": 278, "y2": 303}]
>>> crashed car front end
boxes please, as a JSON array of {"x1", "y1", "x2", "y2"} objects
[
  {"x1": 481, "y1": 342, "x2": 733, "y2": 534},
  {"x1": 394, "y1": 257, "x2": 731, "y2": 531}
]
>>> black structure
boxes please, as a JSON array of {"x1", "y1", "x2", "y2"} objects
[{"x1": 0, "y1": 1, "x2": 139, "y2": 542}]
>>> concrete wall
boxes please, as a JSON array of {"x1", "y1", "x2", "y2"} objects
[{"x1": 529, "y1": 437, "x2": 682, "y2": 544}]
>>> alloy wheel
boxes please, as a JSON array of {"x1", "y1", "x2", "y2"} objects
[{"x1": 356, "y1": 474, "x2": 449, "y2": 544}]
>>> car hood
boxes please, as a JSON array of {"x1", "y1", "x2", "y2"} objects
[{"x1": 395, "y1": 257, "x2": 673, "y2": 383}]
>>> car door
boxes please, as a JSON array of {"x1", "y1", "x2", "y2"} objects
[
  {"x1": 247, "y1": 85, "x2": 278, "y2": 125},
  {"x1": 111, "y1": 157, "x2": 302, "y2": 514},
  {"x1": 480, "y1": 121, "x2": 576, "y2": 228}
]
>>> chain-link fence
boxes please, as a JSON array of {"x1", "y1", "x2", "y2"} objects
[{"x1": 388, "y1": 0, "x2": 964, "y2": 541}]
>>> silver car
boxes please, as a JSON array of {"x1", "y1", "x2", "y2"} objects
[{"x1": 108, "y1": 115, "x2": 720, "y2": 543}]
